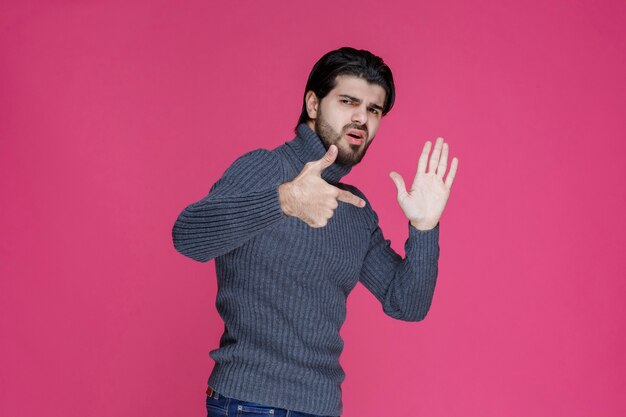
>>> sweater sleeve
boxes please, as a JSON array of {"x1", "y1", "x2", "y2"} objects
[
  {"x1": 358, "y1": 207, "x2": 440, "y2": 322},
  {"x1": 172, "y1": 149, "x2": 286, "y2": 263}
]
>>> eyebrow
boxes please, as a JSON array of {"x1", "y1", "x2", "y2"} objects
[{"x1": 339, "y1": 94, "x2": 384, "y2": 112}]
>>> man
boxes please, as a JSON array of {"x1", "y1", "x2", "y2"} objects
[{"x1": 172, "y1": 47, "x2": 458, "y2": 417}]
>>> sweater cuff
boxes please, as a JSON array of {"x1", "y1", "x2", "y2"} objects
[{"x1": 405, "y1": 221, "x2": 440, "y2": 260}]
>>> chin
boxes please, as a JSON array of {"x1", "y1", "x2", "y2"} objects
[{"x1": 336, "y1": 151, "x2": 365, "y2": 167}]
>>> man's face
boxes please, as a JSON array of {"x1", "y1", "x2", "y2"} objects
[{"x1": 306, "y1": 75, "x2": 386, "y2": 167}]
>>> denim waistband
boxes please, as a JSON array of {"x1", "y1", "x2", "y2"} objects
[{"x1": 206, "y1": 386, "x2": 338, "y2": 417}]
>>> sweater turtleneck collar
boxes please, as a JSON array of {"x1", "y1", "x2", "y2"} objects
[{"x1": 287, "y1": 123, "x2": 353, "y2": 184}]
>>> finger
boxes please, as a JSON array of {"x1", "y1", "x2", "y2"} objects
[
  {"x1": 437, "y1": 142, "x2": 449, "y2": 179},
  {"x1": 445, "y1": 157, "x2": 459, "y2": 189},
  {"x1": 308, "y1": 145, "x2": 338, "y2": 175},
  {"x1": 428, "y1": 137, "x2": 444, "y2": 173},
  {"x1": 416, "y1": 141, "x2": 432, "y2": 174},
  {"x1": 389, "y1": 171, "x2": 408, "y2": 199},
  {"x1": 336, "y1": 188, "x2": 366, "y2": 208}
]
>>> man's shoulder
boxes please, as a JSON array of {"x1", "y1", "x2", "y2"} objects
[
  {"x1": 228, "y1": 135, "x2": 293, "y2": 166},
  {"x1": 209, "y1": 147, "x2": 284, "y2": 195},
  {"x1": 230, "y1": 147, "x2": 277, "y2": 164},
  {"x1": 223, "y1": 147, "x2": 284, "y2": 175}
]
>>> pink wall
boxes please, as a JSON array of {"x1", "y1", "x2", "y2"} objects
[{"x1": 2, "y1": 1, "x2": 625, "y2": 416}]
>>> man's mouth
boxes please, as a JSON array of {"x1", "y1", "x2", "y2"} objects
[{"x1": 345, "y1": 129, "x2": 366, "y2": 145}]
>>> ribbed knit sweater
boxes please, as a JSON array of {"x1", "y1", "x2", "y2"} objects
[{"x1": 172, "y1": 123, "x2": 440, "y2": 416}]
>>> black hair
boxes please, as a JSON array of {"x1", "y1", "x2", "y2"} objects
[{"x1": 296, "y1": 47, "x2": 395, "y2": 132}]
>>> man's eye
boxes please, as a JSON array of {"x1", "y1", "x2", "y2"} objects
[
  {"x1": 341, "y1": 99, "x2": 352, "y2": 104},
  {"x1": 369, "y1": 108, "x2": 379, "y2": 114}
]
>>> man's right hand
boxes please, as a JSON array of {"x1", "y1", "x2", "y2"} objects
[{"x1": 278, "y1": 145, "x2": 366, "y2": 228}]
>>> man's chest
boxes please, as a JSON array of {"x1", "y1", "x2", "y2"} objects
[{"x1": 244, "y1": 203, "x2": 372, "y2": 292}]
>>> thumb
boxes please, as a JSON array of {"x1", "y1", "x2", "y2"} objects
[
  {"x1": 389, "y1": 172, "x2": 408, "y2": 198},
  {"x1": 309, "y1": 145, "x2": 338, "y2": 175}
]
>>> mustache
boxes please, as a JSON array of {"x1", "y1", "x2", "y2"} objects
[{"x1": 342, "y1": 124, "x2": 368, "y2": 135}]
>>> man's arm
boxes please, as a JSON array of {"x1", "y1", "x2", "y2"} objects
[
  {"x1": 172, "y1": 145, "x2": 366, "y2": 262},
  {"x1": 359, "y1": 136, "x2": 457, "y2": 321},
  {"x1": 358, "y1": 207, "x2": 440, "y2": 322},
  {"x1": 171, "y1": 149, "x2": 285, "y2": 262}
]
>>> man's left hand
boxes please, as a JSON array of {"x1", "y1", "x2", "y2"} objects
[{"x1": 389, "y1": 137, "x2": 459, "y2": 231}]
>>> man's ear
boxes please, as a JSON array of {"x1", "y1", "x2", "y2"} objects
[{"x1": 305, "y1": 91, "x2": 319, "y2": 120}]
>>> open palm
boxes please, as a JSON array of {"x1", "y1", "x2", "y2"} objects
[{"x1": 389, "y1": 137, "x2": 458, "y2": 231}]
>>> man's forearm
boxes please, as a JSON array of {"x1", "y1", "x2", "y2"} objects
[{"x1": 172, "y1": 187, "x2": 285, "y2": 262}]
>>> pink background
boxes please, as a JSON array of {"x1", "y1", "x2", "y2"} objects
[{"x1": 2, "y1": 1, "x2": 625, "y2": 416}]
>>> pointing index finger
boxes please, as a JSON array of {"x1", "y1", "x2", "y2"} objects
[{"x1": 335, "y1": 188, "x2": 366, "y2": 208}]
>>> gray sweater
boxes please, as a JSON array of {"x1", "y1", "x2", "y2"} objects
[{"x1": 172, "y1": 124, "x2": 440, "y2": 416}]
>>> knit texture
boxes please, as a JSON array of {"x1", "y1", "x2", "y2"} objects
[{"x1": 172, "y1": 124, "x2": 440, "y2": 416}]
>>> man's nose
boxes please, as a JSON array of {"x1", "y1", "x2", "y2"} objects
[{"x1": 351, "y1": 106, "x2": 367, "y2": 125}]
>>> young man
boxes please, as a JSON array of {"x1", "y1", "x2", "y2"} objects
[{"x1": 172, "y1": 47, "x2": 458, "y2": 417}]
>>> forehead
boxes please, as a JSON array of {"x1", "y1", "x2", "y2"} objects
[{"x1": 329, "y1": 75, "x2": 386, "y2": 104}]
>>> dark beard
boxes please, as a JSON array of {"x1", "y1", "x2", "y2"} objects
[{"x1": 314, "y1": 108, "x2": 372, "y2": 167}]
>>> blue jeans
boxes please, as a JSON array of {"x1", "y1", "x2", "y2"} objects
[{"x1": 206, "y1": 386, "x2": 337, "y2": 417}]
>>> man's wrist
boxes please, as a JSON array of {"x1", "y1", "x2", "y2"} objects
[
  {"x1": 278, "y1": 183, "x2": 295, "y2": 217},
  {"x1": 410, "y1": 219, "x2": 438, "y2": 231}
]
